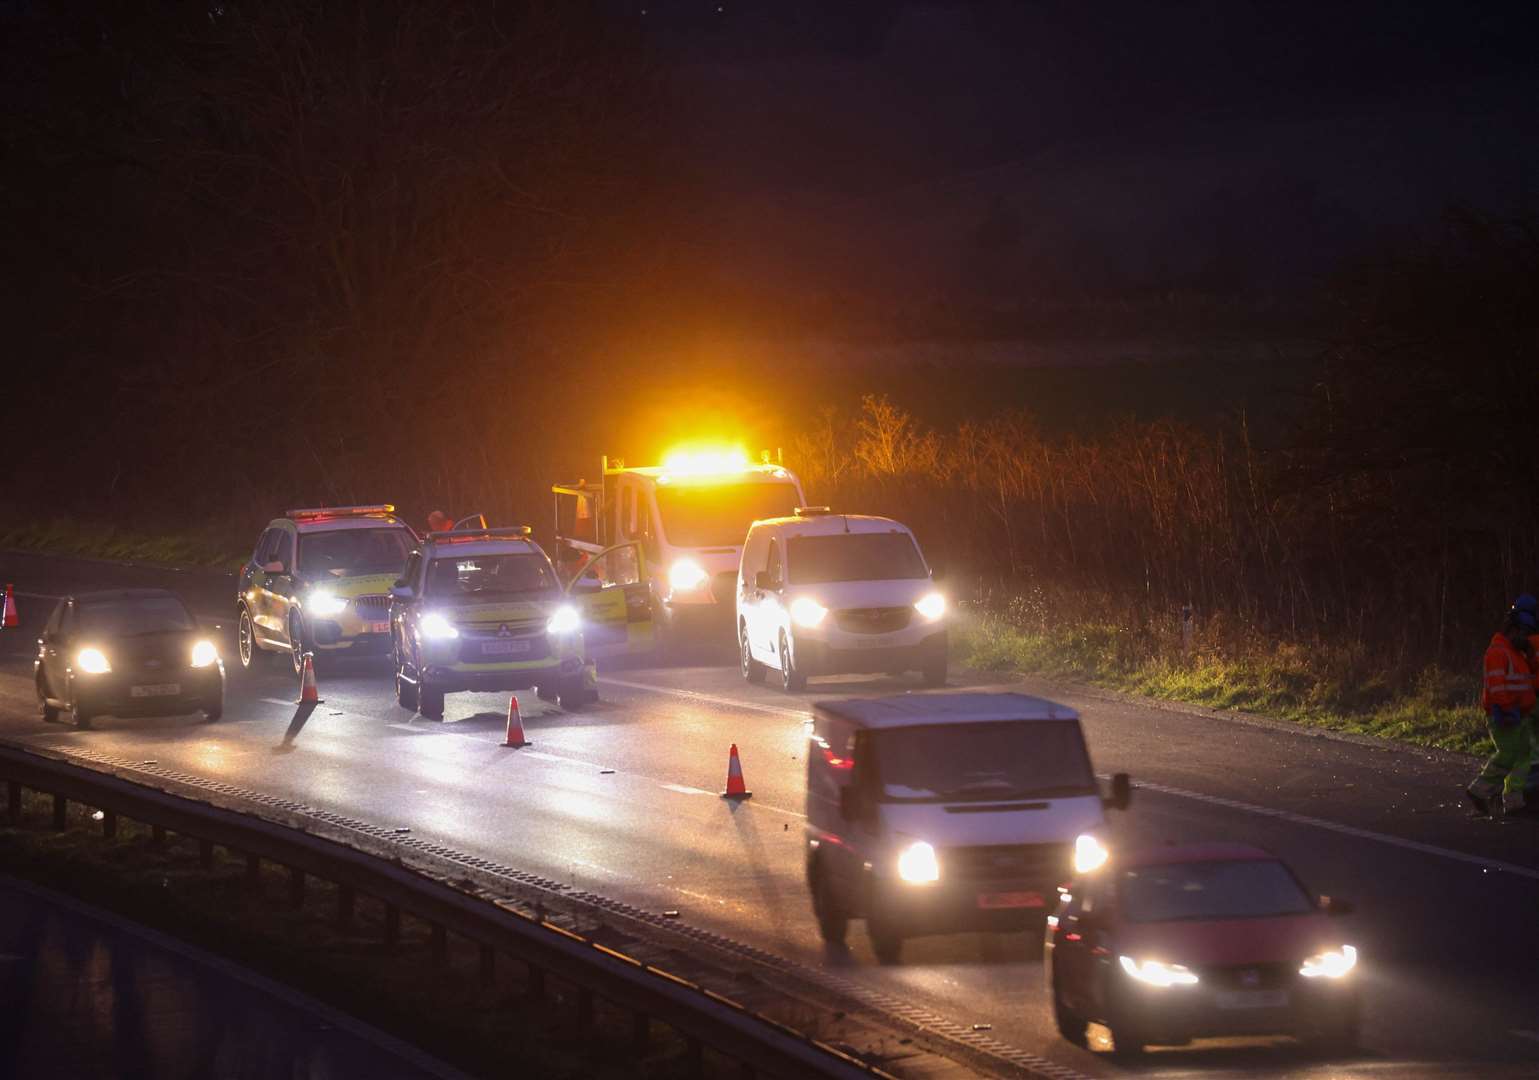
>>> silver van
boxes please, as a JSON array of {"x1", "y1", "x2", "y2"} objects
[{"x1": 805, "y1": 692, "x2": 1131, "y2": 963}]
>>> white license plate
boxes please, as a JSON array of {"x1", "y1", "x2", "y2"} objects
[
  {"x1": 481, "y1": 639, "x2": 531, "y2": 656},
  {"x1": 130, "y1": 683, "x2": 181, "y2": 698},
  {"x1": 1216, "y1": 989, "x2": 1288, "y2": 1010},
  {"x1": 368, "y1": 621, "x2": 390, "y2": 634}
]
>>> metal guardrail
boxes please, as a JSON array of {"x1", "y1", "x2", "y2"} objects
[{"x1": 0, "y1": 744, "x2": 891, "y2": 1080}]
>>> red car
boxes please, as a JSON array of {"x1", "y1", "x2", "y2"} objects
[{"x1": 1045, "y1": 843, "x2": 1359, "y2": 1057}]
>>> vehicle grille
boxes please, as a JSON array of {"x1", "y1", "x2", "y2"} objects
[
  {"x1": 835, "y1": 606, "x2": 911, "y2": 634},
  {"x1": 456, "y1": 621, "x2": 548, "y2": 663},
  {"x1": 1200, "y1": 962, "x2": 1294, "y2": 991},
  {"x1": 940, "y1": 842, "x2": 1072, "y2": 884},
  {"x1": 353, "y1": 594, "x2": 390, "y2": 618}
]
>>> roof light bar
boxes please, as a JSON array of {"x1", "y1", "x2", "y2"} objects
[
  {"x1": 427, "y1": 526, "x2": 533, "y2": 543},
  {"x1": 795, "y1": 506, "x2": 834, "y2": 516},
  {"x1": 286, "y1": 504, "x2": 396, "y2": 519}
]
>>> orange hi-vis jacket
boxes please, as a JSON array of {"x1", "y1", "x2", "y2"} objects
[{"x1": 1481, "y1": 632, "x2": 1535, "y2": 713}]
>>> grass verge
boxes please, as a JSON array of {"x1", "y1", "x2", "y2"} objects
[
  {"x1": 954, "y1": 608, "x2": 1489, "y2": 756},
  {"x1": 0, "y1": 790, "x2": 738, "y2": 1079},
  {"x1": 0, "y1": 516, "x2": 245, "y2": 569}
]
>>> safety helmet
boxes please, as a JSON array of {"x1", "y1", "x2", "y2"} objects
[{"x1": 1511, "y1": 593, "x2": 1538, "y2": 631}]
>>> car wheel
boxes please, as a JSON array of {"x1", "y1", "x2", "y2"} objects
[
  {"x1": 1108, "y1": 1017, "x2": 1146, "y2": 1059},
  {"x1": 740, "y1": 623, "x2": 766, "y2": 684},
  {"x1": 36, "y1": 672, "x2": 59, "y2": 723},
  {"x1": 70, "y1": 702, "x2": 92, "y2": 729},
  {"x1": 921, "y1": 654, "x2": 947, "y2": 688},
  {"x1": 417, "y1": 682, "x2": 445, "y2": 719},
  {"x1": 867, "y1": 914, "x2": 903, "y2": 965},
  {"x1": 810, "y1": 862, "x2": 848, "y2": 946},
  {"x1": 203, "y1": 702, "x2": 223, "y2": 722},
  {"x1": 1051, "y1": 973, "x2": 1089, "y2": 1047},
  {"x1": 558, "y1": 677, "x2": 592, "y2": 711},
  {"x1": 778, "y1": 631, "x2": 806, "y2": 692},
  {"x1": 288, "y1": 613, "x2": 311, "y2": 675},
  {"x1": 395, "y1": 669, "x2": 418, "y2": 710},
  {"x1": 535, "y1": 683, "x2": 558, "y2": 703},
  {"x1": 237, "y1": 606, "x2": 265, "y2": 670}
]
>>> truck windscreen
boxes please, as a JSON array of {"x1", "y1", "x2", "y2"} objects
[
  {"x1": 655, "y1": 482, "x2": 799, "y2": 547},
  {"x1": 788, "y1": 532, "x2": 927, "y2": 584},
  {"x1": 873, "y1": 720, "x2": 1097, "y2": 803}
]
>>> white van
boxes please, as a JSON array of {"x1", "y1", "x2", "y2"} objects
[
  {"x1": 804, "y1": 692, "x2": 1131, "y2": 964},
  {"x1": 737, "y1": 510, "x2": 947, "y2": 691}
]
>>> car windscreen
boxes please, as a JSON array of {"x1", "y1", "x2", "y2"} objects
[
  {"x1": 298, "y1": 528, "x2": 412, "y2": 577},
  {"x1": 787, "y1": 532, "x2": 927, "y2": 584},
  {"x1": 75, "y1": 596, "x2": 195, "y2": 637},
  {"x1": 425, "y1": 554, "x2": 558, "y2": 600},
  {"x1": 655, "y1": 481, "x2": 800, "y2": 547},
  {"x1": 1119, "y1": 860, "x2": 1315, "y2": 923},
  {"x1": 871, "y1": 720, "x2": 1096, "y2": 802}
]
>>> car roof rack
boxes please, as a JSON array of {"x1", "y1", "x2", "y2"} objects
[
  {"x1": 286, "y1": 504, "x2": 397, "y2": 520},
  {"x1": 426, "y1": 526, "x2": 534, "y2": 543},
  {"x1": 794, "y1": 506, "x2": 834, "y2": 516}
]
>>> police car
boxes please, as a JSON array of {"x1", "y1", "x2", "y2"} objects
[
  {"x1": 237, "y1": 505, "x2": 417, "y2": 673},
  {"x1": 389, "y1": 526, "x2": 654, "y2": 718}
]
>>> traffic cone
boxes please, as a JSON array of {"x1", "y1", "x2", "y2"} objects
[
  {"x1": 296, "y1": 652, "x2": 323, "y2": 704},
  {"x1": 502, "y1": 696, "x2": 530, "y2": 748},
  {"x1": 720, "y1": 743, "x2": 752, "y2": 800},
  {"x1": 2, "y1": 584, "x2": 17, "y2": 629}
]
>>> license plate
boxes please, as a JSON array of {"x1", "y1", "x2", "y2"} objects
[
  {"x1": 130, "y1": 683, "x2": 181, "y2": 698},
  {"x1": 481, "y1": 639, "x2": 530, "y2": 656},
  {"x1": 851, "y1": 636, "x2": 890, "y2": 647},
  {"x1": 368, "y1": 621, "x2": 390, "y2": 634},
  {"x1": 1216, "y1": 989, "x2": 1288, "y2": 1010},
  {"x1": 976, "y1": 891, "x2": 1045, "y2": 910}
]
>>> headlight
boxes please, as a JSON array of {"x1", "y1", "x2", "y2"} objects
[
  {"x1": 914, "y1": 591, "x2": 947, "y2": 621},
  {"x1": 897, "y1": 841, "x2": 940, "y2": 884},
  {"x1": 546, "y1": 605, "x2": 580, "y2": 635},
  {"x1": 76, "y1": 647, "x2": 111, "y2": 674},
  {"x1": 1074, "y1": 833, "x2": 1109, "y2": 874},
  {"x1": 420, "y1": 613, "x2": 459, "y2": 640},
  {"x1": 789, "y1": 596, "x2": 828, "y2": 628},
  {"x1": 668, "y1": 559, "x2": 709, "y2": 593},
  {"x1": 1119, "y1": 956, "x2": 1199, "y2": 987},
  {"x1": 1299, "y1": 945, "x2": 1357, "y2": 979},
  {"x1": 190, "y1": 640, "x2": 218, "y2": 668},
  {"x1": 307, "y1": 589, "x2": 348, "y2": 617}
]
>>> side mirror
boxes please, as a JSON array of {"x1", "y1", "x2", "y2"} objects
[
  {"x1": 389, "y1": 585, "x2": 414, "y2": 601},
  {"x1": 838, "y1": 785, "x2": 858, "y2": 821},
  {"x1": 754, "y1": 570, "x2": 777, "y2": 591},
  {"x1": 1104, "y1": 772, "x2": 1132, "y2": 811},
  {"x1": 1319, "y1": 895, "x2": 1355, "y2": 916},
  {"x1": 261, "y1": 560, "x2": 286, "y2": 575}
]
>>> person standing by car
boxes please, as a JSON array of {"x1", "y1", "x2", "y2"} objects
[
  {"x1": 426, "y1": 510, "x2": 452, "y2": 534},
  {"x1": 1467, "y1": 594, "x2": 1538, "y2": 817}
]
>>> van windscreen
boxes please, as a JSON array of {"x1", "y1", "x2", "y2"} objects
[
  {"x1": 655, "y1": 482, "x2": 799, "y2": 547},
  {"x1": 787, "y1": 532, "x2": 927, "y2": 584},
  {"x1": 872, "y1": 720, "x2": 1096, "y2": 803}
]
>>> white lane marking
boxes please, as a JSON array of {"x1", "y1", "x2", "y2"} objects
[
  {"x1": 1125, "y1": 776, "x2": 1539, "y2": 882},
  {"x1": 260, "y1": 697, "x2": 297, "y2": 707},
  {"x1": 601, "y1": 677, "x2": 810, "y2": 720},
  {"x1": 661, "y1": 782, "x2": 712, "y2": 796}
]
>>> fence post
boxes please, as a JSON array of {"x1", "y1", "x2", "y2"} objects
[{"x1": 1181, "y1": 604, "x2": 1194, "y2": 657}]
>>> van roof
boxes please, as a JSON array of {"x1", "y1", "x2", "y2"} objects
[
  {"x1": 751, "y1": 513, "x2": 912, "y2": 536},
  {"x1": 814, "y1": 692, "x2": 1079, "y2": 729}
]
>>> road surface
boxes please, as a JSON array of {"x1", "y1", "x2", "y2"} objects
[{"x1": 1, "y1": 550, "x2": 1536, "y2": 1078}]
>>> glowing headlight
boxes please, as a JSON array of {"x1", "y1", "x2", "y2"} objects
[
  {"x1": 1074, "y1": 833, "x2": 1109, "y2": 874},
  {"x1": 546, "y1": 605, "x2": 580, "y2": 635},
  {"x1": 76, "y1": 647, "x2": 111, "y2": 674},
  {"x1": 420, "y1": 613, "x2": 459, "y2": 640},
  {"x1": 1119, "y1": 956, "x2": 1199, "y2": 987},
  {"x1": 789, "y1": 596, "x2": 828, "y2": 628},
  {"x1": 190, "y1": 640, "x2": 218, "y2": 668},
  {"x1": 308, "y1": 590, "x2": 348, "y2": 617},
  {"x1": 897, "y1": 841, "x2": 940, "y2": 884},
  {"x1": 1300, "y1": 945, "x2": 1357, "y2": 979},
  {"x1": 668, "y1": 559, "x2": 710, "y2": 593},
  {"x1": 914, "y1": 592, "x2": 947, "y2": 621}
]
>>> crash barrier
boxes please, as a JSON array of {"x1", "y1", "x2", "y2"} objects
[{"x1": 0, "y1": 744, "x2": 888, "y2": 1080}]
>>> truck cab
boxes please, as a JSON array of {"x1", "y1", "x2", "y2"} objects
[
  {"x1": 804, "y1": 692, "x2": 1132, "y2": 965},
  {"x1": 553, "y1": 450, "x2": 806, "y2": 641}
]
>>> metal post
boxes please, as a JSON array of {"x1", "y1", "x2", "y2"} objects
[
  {"x1": 288, "y1": 867, "x2": 305, "y2": 908},
  {"x1": 1181, "y1": 604, "x2": 1194, "y2": 657},
  {"x1": 101, "y1": 810, "x2": 117, "y2": 839},
  {"x1": 7, "y1": 780, "x2": 20, "y2": 820},
  {"x1": 384, "y1": 904, "x2": 400, "y2": 947},
  {"x1": 199, "y1": 839, "x2": 214, "y2": 869},
  {"x1": 478, "y1": 944, "x2": 495, "y2": 985},
  {"x1": 337, "y1": 886, "x2": 355, "y2": 931},
  {"x1": 52, "y1": 793, "x2": 66, "y2": 830}
]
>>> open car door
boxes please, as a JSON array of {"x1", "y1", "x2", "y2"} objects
[{"x1": 567, "y1": 542, "x2": 654, "y2": 657}]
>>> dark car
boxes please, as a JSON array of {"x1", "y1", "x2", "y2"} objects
[
  {"x1": 1045, "y1": 843, "x2": 1360, "y2": 1057},
  {"x1": 35, "y1": 589, "x2": 224, "y2": 727}
]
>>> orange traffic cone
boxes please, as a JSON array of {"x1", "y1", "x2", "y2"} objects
[
  {"x1": 2, "y1": 584, "x2": 17, "y2": 629},
  {"x1": 721, "y1": 743, "x2": 752, "y2": 800},
  {"x1": 503, "y1": 696, "x2": 530, "y2": 748},
  {"x1": 297, "y1": 652, "x2": 323, "y2": 704}
]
